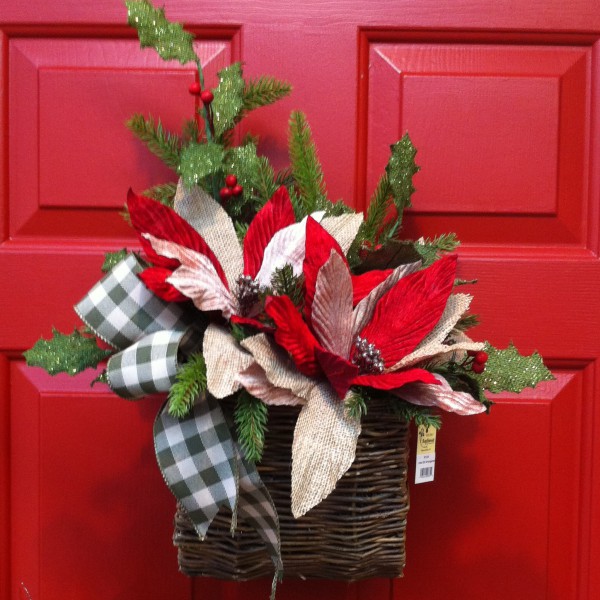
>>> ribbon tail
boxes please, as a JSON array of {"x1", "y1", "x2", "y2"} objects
[{"x1": 153, "y1": 394, "x2": 238, "y2": 538}]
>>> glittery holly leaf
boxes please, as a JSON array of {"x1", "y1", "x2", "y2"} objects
[
  {"x1": 101, "y1": 249, "x2": 129, "y2": 273},
  {"x1": 475, "y1": 342, "x2": 554, "y2": 393},
  {"x1": 24, "y1": 328, "x2": 113, "y2": 376},
  {"x1": 223, "y1": 143, "x2": 263, "y2": 214},
  {"x1": 179, "y1": 141, "x2": 224, "y2": 188},
  {"x1": 126, "y1": 0, "x2": 197, "y2": 65},
  {"x1": 386, "y1": 134, "x2": 420, "y2": 219},
  {"x1": 212, "y1": 63, "x2": 245, "y2": 138}
]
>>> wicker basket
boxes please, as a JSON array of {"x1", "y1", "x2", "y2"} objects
[{"x1": 173, "y1": 397, "x2": 410, "y2": 581}]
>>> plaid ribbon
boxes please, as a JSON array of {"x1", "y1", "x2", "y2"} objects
[
  {"x1": 77, "y1": 254, "x2": 282, "y2": 581},
  {"x1": 75, "y1": 254, "x2": 191, "y2": 350},
  {"x1": 155, "y1": 394, "x2": 281, "y2": 572}
]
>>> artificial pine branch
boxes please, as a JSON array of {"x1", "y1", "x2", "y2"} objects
[
  {"x1": 454, "y1": 313, "x2": 480, "y2": 331},
  {"x1": 345, "y1": 390, "x2": 368, "y2": 421},
  {"x1": 101, "y1": 249, "x2": 129, "y2": 273},
  {"x1": 182, "y1": 119, "x2": 200, "y2": 144},
  {"x1": 393, "y1": 401, "x2": 442, "y2": 430},
  {"x1": 167, "y1": 353, "x2": 207, "y2": 418},
  {"x1": 270, "y1": 264, "x2": 304, "y2": 308},
  {"x1": 143, "y1": 182, "x2": 177, "y2": 207},
  {"x1": 288, "y1": 111, "x2": 329, "y2": 217},
  {"x1": 234, "y1": 391, "x2": 268, "y2": 463},
  {"x1": 242, "y1": 76, "x2": 292, "y2": 112},
  {"x1": 126, "y1": 114, "x2": 181, "y2": 170},
  {"x1": 414, "y1": 233, "x2": 460, "y2": 267}
]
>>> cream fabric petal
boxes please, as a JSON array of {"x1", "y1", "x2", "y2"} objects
[
  {"x1": 320, "y1": 212, "x2": 363, "y2": 255},
  {"x1": 144, "y1": 234, "x2": 235, "y2": 318},
  {"x1": 254, "y1": 218, "x2": 309, "y2": 288},
  {"x1": 173, "y1": 180, "x2": 243, "y2": 291},
  {"x1": 389, "y1": 293, "x2": 480, "y2": 370},
  {"x1": 351, "y1": 261, "x2": 422, "y2": 338},
  {"x1": 204, "y1": 323, "x2": 254, "y2": 399},
  {"x1": 237, "y1": 363, "x2": 305, "y2": 406},
  {"x1": 393, "y1": 374, "x2": 487, "y2": 416},
  {"x1": 291, "y1": 384, "x2": 361, "y2": 517},
  {"x1": 312, "y1": 252, "x2": 353, "y2": 359},
  {"x1": 240, "y1": 334, "x2": 315, "y2": 400}
]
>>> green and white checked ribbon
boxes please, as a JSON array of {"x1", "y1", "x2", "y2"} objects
[{"x1": 76, "y1": 254, "x2": 282, "y2": 581}]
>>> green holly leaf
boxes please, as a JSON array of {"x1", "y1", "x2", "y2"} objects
[
  {"x1": 126, "y1": 0, "x2": 197, "y2": 65},
  {"x1": 386, "y1": 134, "x2": 420, "y2": 220},
  {"x1": 179, "y1": 141, "x2": 224, "y2": 188},
  {"x1": 24, "y1": 328, "x2": 113, "y2": 376},
  {"x1": 212, "y1": 63, "x2": 245, "y2": 137},
  {"x1": 475, "y1": 342, "x2": 554, "y2": 394},
  {"x1": 101, "y1": 249, "x2": 129, "y2": 273}
]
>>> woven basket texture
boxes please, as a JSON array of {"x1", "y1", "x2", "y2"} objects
[{"x1": 173, "y1": 397, "x2": 410, "y2": 581}]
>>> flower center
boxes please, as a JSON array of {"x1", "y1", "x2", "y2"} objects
[
  {"x1": 352, "y1": 335, "x2": 385, "y2": 374},
  {"x1": 236, "y1": 274, "x2": 261, "y2": 316}
]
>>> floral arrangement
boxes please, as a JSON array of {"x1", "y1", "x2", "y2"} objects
[{"x1": 25, "y1": 0, "x2": 553, "y2": 593}]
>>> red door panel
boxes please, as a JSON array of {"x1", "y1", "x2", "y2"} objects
[{"x1": 2, "y1": 2, "x2": 599, "y2": 599}]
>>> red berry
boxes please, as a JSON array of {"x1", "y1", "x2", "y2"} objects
[
  {"x1": 219, "y1": 187, "x2": 232, "y2": 201},
  {"x1": 232, "y1": 184, "x2": 243, "y2": 197},
  {"x1": 225, "y1": 174, "x2": 237, "y2": 188},
  {"x1": 474, "y1": 351, "x2": 489, "y2": 364},
  {"x1": 471, "y1": 361, "x2": 485, "y2": 374},
  {"x1": 188, "y1": 81, "x2": 201, "y2": 95},
  {"x1": 200, "y1": 90, "x2": 214, "y2": 104}
]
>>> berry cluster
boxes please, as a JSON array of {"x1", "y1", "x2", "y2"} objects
[
  {"x1": 220, "y1": 174, "x2": 243, "y2": 201},
  {"x1": 467, "y1": 350, "x2": 488, "y2": 374},
  {"x1": 352, "y1": 336, "x2": 385, "y2": 374},
  {"x1": 189, "y1": 81, "x2": 214, "y2": 105}
]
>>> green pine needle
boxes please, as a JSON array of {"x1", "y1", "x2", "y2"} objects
[
  {"x1": 414, "y1": 233, "x2": 460, "y2": 267},
  {"x1": 475, "y1": 342, "x2": 554, "y2": 394},
  {"x1": 101, "y1": 249, "x2": 129, "y2": 273},
  {"x1": 242, "y1": 76, "x2": 292, "y2": 112},
  {"x1": 126, "y1": 0, "x2": 197, "y2": 65},
  {"x1": 126, "y1": 114, "x2": 181, "y2": 170},
  {"x1": 288, "y1": 111, "x2": 329, "y2": 217},
  {"x1": 270, "y1": 264, "x2": 304, "y2": 308},
  {"x1": 454, "y1": 313, "x2": 480, "y2": 332},
  {"x1": 179, "y1": 141, "x2": 224, "y2": 188},
  {"x1": 234, "y1": 391, "x2": 268, "y2": 463},
  {"x1": 167, "y1": 354, "x2": 207, "y2": 418},
  {"x1": 345, "y1": 390, "x2": 368, "y2": 421},
  {"x1": 24, "y1": 328, "x2": 113, "y2": 376},
  {"x1": 143, "y1": 181, "x2": 177, "y2": 207},
  {"x1": 393, "y1": 401, "x2": 442, "y2": 430},
  {"x1": 235, "y1": 221, "x2": 250, "y2": 243}
]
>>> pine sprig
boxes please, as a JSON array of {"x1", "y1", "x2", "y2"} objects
[
  {"x1": 126, "y1": 0, "x2": 197, "y2": 65},
  {"x1": 270, "y1": 264, "x2": 304, "y2": 308},
  {"x1": 126, "y1": 114, "x2": 181, "y2": 169},
  {"x1": 242, "y1": 76, "x2": 292, "y2": 112},
  {"x1": 167, "y1": 353, "x2": 207, "y2": 418},
  {"x1": 24, "y1": 328, "x2": 113, "y2": 376},
  {"x1": 454, "y1": 314, "x2": 480, "y2": 332},
  {"x1": 345, "y1": 390, "x2": 368, "y2": 421},
  {"x1": 288, "y1": 111, "x2": 329, "y2": 217},
  {"x1": 234, "y1": 391, "x2": 268, "y2": 463},
  {"x1": 414, "y1": 233, "x2": 460, "y2": 267},
  {"x1": 393, "y1": 400, "x2": 442, "y2": 430},
  {"x1": 143, "y1": 181, "x2": 177, "y2": 207}
]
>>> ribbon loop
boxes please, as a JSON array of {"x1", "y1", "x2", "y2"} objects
[
  {"x1": 75, "y1": 254, "x2": 192, "y2": 349},
  {"x1": 107, "y1": 329, "x2": 186, "y2": 399}
]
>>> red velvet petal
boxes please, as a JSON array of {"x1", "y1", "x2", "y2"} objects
[
  {"x1": 243, "y1": 186, "x2": 296, "y2": 278},
  {"x1": 264, "y1": 296, "x2": 322, "y2": 377},
  {"x1": 126, "y1": 189, "x2": 229, "y2": 289},
  {"x1": 139, "y1": 267, "x2": 189, "y2": 302},
  {"x1": 358, "y1": 255, "x2": 458, "y2": 367},
  {"x1": 303, "y1": 217, "x2": 347, "y2": 323},
  {"x1": 352, "y1": 368, "x2": 439, "y2": 391},
  {"x1": 314, "y1": 347, "x2": 359, "y2": 400},
  {"x1": 351, "y1": 269, "x2": 394, "y2": 305},
  {"x1": 230, "y1": 314, "x2": 273, "y2": 332}
]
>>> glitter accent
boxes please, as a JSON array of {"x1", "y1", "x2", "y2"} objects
[
  {"x1": 352, "y1": 335, "x2": 385, "y2": 374},
  {"x1": 236, "y1": 274, "x2": 261, "y2": 316}
]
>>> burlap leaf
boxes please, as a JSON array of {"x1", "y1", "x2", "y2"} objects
[
  {"x1": 291, "y1": 384, "x2": 361, "y2": 517},
  {"x1": 204, "y1": 323, "x2": 253, "y2": 399},
  {"x1": 174, "y1": 180, "x2": 243, "y2": 291},
  {"x1": 237, "y1": 363, "x2": 305, "y2": 406}
]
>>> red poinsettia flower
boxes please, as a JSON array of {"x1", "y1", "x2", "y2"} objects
[{"x1": 265, "y1": 218, "x2": 457, "y2": 399}]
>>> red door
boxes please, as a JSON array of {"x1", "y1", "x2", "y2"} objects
[{"x1": 2, "y1": 2, "x2": 599, "y2": 599}]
